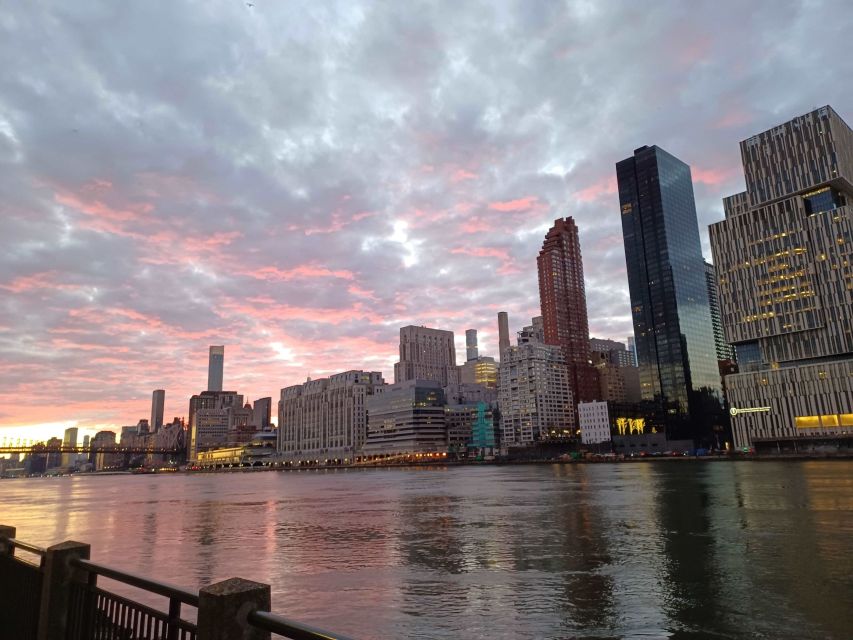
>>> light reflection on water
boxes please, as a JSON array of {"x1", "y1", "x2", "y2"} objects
[{"x1": 2, "y1": 461, "x2": 852, "y2": 639}]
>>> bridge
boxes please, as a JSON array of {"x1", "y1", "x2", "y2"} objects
[{"x1": 0, "y1": 444, "x2": 184, "y2": 455}]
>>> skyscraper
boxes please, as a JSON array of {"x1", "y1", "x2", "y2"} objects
[
  {"x1": 626, "y1": 336, "x2": 638, "y2": 367},
  {"x1": 703, "y1": 262, "x2": 735, "y2": 361},
  {"x1": 709, "y1": 105, "x2": 853, "y2": 449},
  {"x1": 497, "y1": 312, "x2": 510, "y2": 359},
  {"x1": 208, "y1": 345, "x2": 224, "y2": 392},
  {"x1": 465, "y1": 329, "x2": 479, "y2": 362},
  {"x1": 150, "y1": 389, "x2": 165, "y2": 432},
  {"x1": 616, "y1": 145, "x2": 723, "y2": 442},
  {"x1": 393, "y1": 326, "x2": 458, "y2": 386},
  {"x1": 537, "y1": 217, "x2": 599, "y2": 405},
  {"x1": 252, "y1": 397, "x2": 272, "y2": 430}
]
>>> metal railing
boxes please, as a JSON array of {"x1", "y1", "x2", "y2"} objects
[
  {"x1": 0, "y1": 528, "x2": 356, "y2": 640},
  {"x1": 66, "y1": 558, "x2": 199, "y2": 640},
  {"x1": 0, "y1": 536, "x2": 46, "y2": 640},
  {"x1": 248, "y1": 610, "x2": 354, "y2": 640}
]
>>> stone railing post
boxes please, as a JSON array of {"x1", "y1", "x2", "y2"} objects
[
  {"x1": 198, "y1": 577, "x2": 271, "y2": 640},
  {"x1": 0, "y1": 525, "x2": 15, "y2": 555},
  {"x1": 37, "y1": 541, "x2": 90, "y2": 640}
]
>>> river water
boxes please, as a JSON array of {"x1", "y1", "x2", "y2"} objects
[{"x1": 1, "y1": 461, "x2": 852, "y2": 639}]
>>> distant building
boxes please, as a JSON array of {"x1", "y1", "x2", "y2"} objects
[
  {"x1": 465, "y1": 329, "x2": 479, "y2": 361},
  {"x1": 538, "y1": 217, "x2": 600, "y2": 405},
  {"x1": 393, "y1": 326, "x2": 458, "y2": 386},
  {"x1": 617, "y1": 144, "x2": 724, "y2": 443},
  {"x1": 467, "y1": 402, "x2": 498, "y2": 458},
  {"x1": 709, "y1": 105, "x2": 853, "y2": 450},
  {"x1": 443, "y1": 382, "x2": 497, "y2": 406},
  {"x1": 279, "y1": 370, "x2": 385, "y2": 462},
  {"x1": 703, "y1": 262, "x2": 735, "y2": 361},
  {"x1": 150, "y1": 389, "x2": 165, "y2": 432},
  {"x1": 589, "y1": 338, "x2": 635, "y2": 368},
  {"x1": 498, "y1": 327, "x2": 573, "y2": 447},
  {"x1": 61, "y1": 427, "x2": 78, "y2": 468},
  {"x1": 497, "y1": 312, "x2": 510, "y2": 359},
  {"x1": 208, "y1": 345, "x2": 224, "y2": 392},
  {"x1": 188, "y1": 390, "x2": 244, "y2": 459},
  {"x1": 458, "y1": 356, "x2": 498, "y2": 389},
  {"x1": 252, "y1": 397, "x2": 272, "y2": 430},
  {"x1": 90, "y1": 430, "x2": 118, "y2": 471},
  {"x1": 363, "y1": 380, "x2": 447, "y2": 456},
  {"x1": 627, "y1": 336, "x2": 638, "y2": 367},
  {"x1": 578, "y1": 402, "x2": 611, "y2": 446}
]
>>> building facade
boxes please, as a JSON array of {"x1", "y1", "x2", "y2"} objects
[
  {"x1": 150, "y1": 389, "x2": 165, "y2": 432},
  {"x1": 538, "y1": 217, "x2": 600, "y2": 404},
  {"x1": 208, "y1": 345, "x2": 224, "y2": 392},
  {"x1": 252, "y1": 397, "x2": 272, "y2": 430},
  {"x1": 616, "y1": 145, "x2": 724, "y2": 443},
  {"x1": 393, "y1": 326, "x2": 459, "y2": 386},
  {"x1": 465, "y1": 329, "x2": 479, "y2": 361},
  {"x1": 578, "y1": 401, "x2": 612, "y2": 446},
  {"x1": 498, "y1": 333, "x2": 573, "y2": 447},
  {"x1": 363, "y1": 380, "x2": 447, "y2": 456},
  {"x1": 459, "y1": 356, "x2": 498, "y2": 388},
  {"x1": 279, "y1": 370, "x2": 385, "y2": 462},
  {"x1": 709, "y1": 105, "x2": 853, "y2": 449},
  {"x1": 703, "y1": 262, "x2": 735, "y2": 361}
]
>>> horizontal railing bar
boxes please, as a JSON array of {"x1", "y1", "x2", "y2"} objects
[
  {"x1": 247, "y1": 610, "x2": 354, "y2": 640},
  {"x1": 71, "y1": 558, "x2": 200, "y2": 607},
  {"x1": 0, "y1": 536, "x2": 47, "y2": 556}
]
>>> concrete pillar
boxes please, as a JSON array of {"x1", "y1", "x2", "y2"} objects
[
  {"x1": 198, "y1": 577, "x2": 270, "y2": 640},
  {"x1": 0, "y1": 525, "x2": 15, "y2": 555},
  {"x1": 37, "y1": 540, "x2": 90, "y2": 640}
]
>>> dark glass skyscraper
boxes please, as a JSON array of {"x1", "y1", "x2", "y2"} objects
[{"x1": 616, "y1": 146, "x2": 723, "y2": 443}]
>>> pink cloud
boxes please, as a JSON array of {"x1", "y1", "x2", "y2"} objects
[
  {"x1": 246, "y1": 264, "x2": 355, "y2": 282},
  {"x1": 692, "y1": 166, "x2": 738, "y2": 186},
  {"x1": 575, "y1": 176, "x2": 617, "y2": 203},
  {"x1": 489, "y1": 196, "x2": 540, "y2": 212},
  {"x1": 451, "y1": 169, "x2": 477, "y2": 183}
]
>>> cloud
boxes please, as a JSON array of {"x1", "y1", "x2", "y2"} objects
[{"x1": 1, "y1": 0, "x2": 852, "y2": 436}]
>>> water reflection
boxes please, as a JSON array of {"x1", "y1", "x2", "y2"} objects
[{"x1": 1, "y1": 462, "x2": 852, "y2": 639}]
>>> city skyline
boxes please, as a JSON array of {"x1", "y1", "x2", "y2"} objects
[{"x1": 2, "y1": 1, "x2": 853, "y2": 441}]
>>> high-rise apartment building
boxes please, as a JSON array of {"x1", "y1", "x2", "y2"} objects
[
  {"x1": 363, "y1": 379, "x2": 447, "y2": 456},
  {"x1": 150, "y1": 389, "x2": 165, "y2": 432},
  {"x1": 465, "y1": 329, "x2": 479, "y2": 362},
  {"x1": 497, "y1": 312, "x2": 510, "y2": 359},
  {"x1": 703, "y1": 262, "x2": 735, "y2": 362},
  {"x1": 538, "y1": 218, "x2": 600, "y2": 405},
  {"x1": 208, "y1": 345, "x2": 224, "y2": 392},
  {"x1": 709, "y1": 105, "x2": 853, "y2": 449},
  {"x1": 393, "y1": 326, "x2": 458, "y2": 386},
  {"x1": 278, "y1": 370, "x2": 385, "y2": 461},
  {"x1": 498, "y1": 324, "x2": 573, "y2": 447},
  {"x1": 616, "y1": 145, "x2": 723, "y2": 443}
]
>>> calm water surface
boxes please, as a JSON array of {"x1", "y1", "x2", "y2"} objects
[{"x1": 2, "y1": 461, "x2": 852, "y2": 639}]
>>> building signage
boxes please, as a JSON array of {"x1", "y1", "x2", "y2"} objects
[{"x1": 729, "y1": 406, "x2": 771, "y2": 416}]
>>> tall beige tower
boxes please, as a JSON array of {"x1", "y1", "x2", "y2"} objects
[{"x1": 497, "y1": 312, "x2": 510, "y2": 359}]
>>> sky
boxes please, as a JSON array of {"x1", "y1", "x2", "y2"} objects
[{"x1": 1, "y1": 0, "x2": 852, "y2": 442}]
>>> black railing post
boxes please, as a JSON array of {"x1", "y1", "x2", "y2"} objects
[
  {"x1": 167, "y1": 596, "x2": 182, "y2": 640},
  {"x1": 36, "y1": 540, "x2": 90, "y2": 640},
  {"x1": 0, "y1": 525, "x2": 15, "y2": 555},
  {"x1": 198, "y1": 577, "x2": 270, "y2": 640}
]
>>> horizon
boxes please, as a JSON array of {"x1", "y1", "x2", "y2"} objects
[{"x1": 2, "y1": 0, "x2": 852, "y2": 440}]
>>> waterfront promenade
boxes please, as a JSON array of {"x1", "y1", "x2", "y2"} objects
[{"x1": 2, "y1": 461, "x2": 852, "y2": 639}]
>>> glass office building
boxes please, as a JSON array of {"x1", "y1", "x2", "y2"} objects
[{"x1": 616, "y1": 146, "x2": 723, "y2": 443}]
